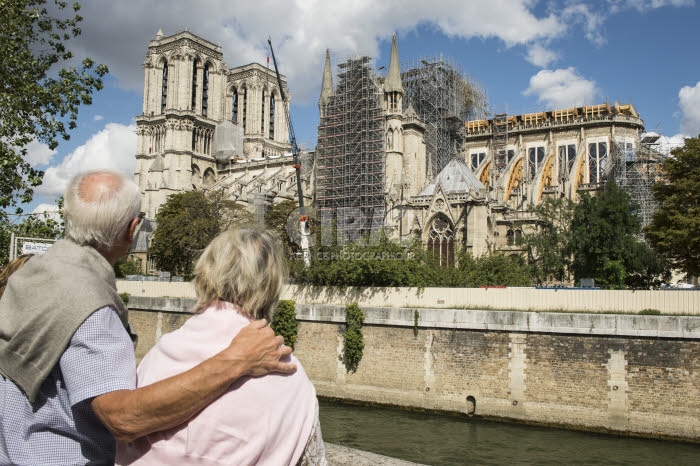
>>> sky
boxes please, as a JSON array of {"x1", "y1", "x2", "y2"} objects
[{"x1": 22, "y1": 0, "x2": 700, "y2": 216}]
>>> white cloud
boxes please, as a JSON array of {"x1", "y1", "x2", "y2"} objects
[
  {"x1": 525, "y1": 43, "x2": 559, "y2": 68},
  {"x1": 71, "y1": 0, "x2": 566, "y2": 103},
  {"x1": 24, "y1": 140, "x2": 57, "y2": 168},
  {"x1": 678, "y1": 81, "x2": 700, "y2": 136},
  {"x1": 37, "y1": 123, "x2": 137, "y2": 196},
  {"x1": 609, "y1": 0, "x2": 694, "y2": 13},
  {"x1": 31, "y1": 203, "x2": 62, "y2": 222},
  {"x1": 656, "y1": 134, "x2": 687, "y2": 155},
  {"x1": 560, "y1": 4, "x2": 606, "y2": 46},
  {"x1": 522, "y1": 68, "x2": 599, "y2": 108},
  {"x1": 94, "y1": 115, "x2": 104, "y2": 121}
]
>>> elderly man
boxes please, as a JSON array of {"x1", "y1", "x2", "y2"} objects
[{"x1": 0, "y1": 170, "x2": 295, "y2": 465}]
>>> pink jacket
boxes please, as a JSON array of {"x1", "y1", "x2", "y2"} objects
[{"x1": 116, "y1": 301, "x2": 318, "y2": 466}]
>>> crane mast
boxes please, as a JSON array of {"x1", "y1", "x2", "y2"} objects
[{"x1": 267, "y1": 38, "x2": 310, "y2": 266}]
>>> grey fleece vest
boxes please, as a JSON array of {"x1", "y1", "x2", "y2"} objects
[{"x1": 0, "y1": 239, "x2": 128, "y2": 402}]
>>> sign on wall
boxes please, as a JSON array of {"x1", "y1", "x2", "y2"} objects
[{"x1": 21, "y1": 241, "x2": 53, "y2": 255}]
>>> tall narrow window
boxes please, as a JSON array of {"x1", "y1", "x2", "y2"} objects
[
  {"x1": 427, "y1": 216, "x2": 454, "y2": 267},
  {"x1": 242, "y1": 87, "x2": 247, "y2": 132},
  {"x1": 201, "y1": 64, "x2": 210, "y2": 117},
  {"x1": 231, "y1": 89, "x2": 238, "y2": 123},
  {"x1": 261, "y1": 89, "x2": 266, "y2": 134},
  {"x1": 528, "y1": 146, "x2": 545, "y2": 180},
  {"x1": 588, "y1": 141, "x2": 608, "y2": 183},
  {"x1": 558, "y1": 144, "x2": 576, "y2": 178},
  {"x1": 269, "y1": 94, "x2": 275, "y2": 139},
  {"x1": 161, "y1": 59, "x2": 168, "y2": 113},
  {"x1": 191, "y1": 59, "x2": 199, "y2": 111}
]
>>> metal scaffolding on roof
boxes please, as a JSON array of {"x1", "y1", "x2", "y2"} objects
[
  {"x1": 316, "y1": 55, "x2": 386, "y2": 244},
  {"x1": 401, "y1": 56, "x2": 488, "y2": 176},
  {"x1": 609, "y1": 133, "x2": 667, "y2": 228}
]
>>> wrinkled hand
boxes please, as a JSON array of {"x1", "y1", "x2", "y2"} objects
[{"x1": 225, "y1": 319, "x2": 296, "y2": 377}]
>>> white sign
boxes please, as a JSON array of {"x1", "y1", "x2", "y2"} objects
[{"x1": 21, "y1": 242, "x2": 53, "y2": 255}]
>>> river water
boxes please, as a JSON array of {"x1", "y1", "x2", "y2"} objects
[{"x1": 318, "y1": 400, "x2": 700, "y2": 465}]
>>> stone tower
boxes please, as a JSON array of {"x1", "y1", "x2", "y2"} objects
[
  {"x1": 384, "y1": 33, "x2": 405, "y2": 205},
  {"x1": 135, "y1": 29, "x2": 292, "y2": 219}
]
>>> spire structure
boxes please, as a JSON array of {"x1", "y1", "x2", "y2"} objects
[
  {"x1": 384, "y1": 33, "x2": 403, "y2": 94},
  {"x1": 318, "y1": 49, "x2": 333, "y2": 115}
]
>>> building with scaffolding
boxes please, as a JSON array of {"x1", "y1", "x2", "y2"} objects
[
  {"x1": 134, "y1": 30, "x2": 667, "y2": 272},
  {"x1": 316, "y1": 35, "x2": 489, "y2": 251},
  {"x1": 463, "y1": 102, "x2": 667, "y2": 252}
]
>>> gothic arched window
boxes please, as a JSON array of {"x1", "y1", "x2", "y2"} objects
[
  {"x1": 269, "y1": 94, "x2": 275, "y2": 140},
  {"x1": 261, "y1": 89, "x2": 266, "y2": 134},
  {"x1": 161, "y1": 59, "x2": 168, "y2": 113},
  {"x1": 242, "y1": 87, "x2": 247, "y2": 132},
  {"x1": 231, "y1": 89, "x2": 239, "y2": 123},
  {"x1": 203, "y1": 168, "x2": 215, "y2": 188},
  {"x1": 201, "y1": 63, "x2": 210, "y2": 117},
  {"x1": 191, "y1": 59, "x2": 200, "y2": 111},
  {"x1": 588, "y1": 141, "x2": 608, "y2": 184},
  {"x1": 427, "y1": 215, "x2": 454, "y2": 267},
  {"x1": 506, "y1": 229, "x2": 515, "y2": 246}
]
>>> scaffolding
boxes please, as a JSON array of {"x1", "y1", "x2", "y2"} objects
[
  {"x1": 609, "y1": 133, "x2": 667, "y2": 228},
  {"x1": 401, "y1": 56, "x2": 488, "y2": 175},
  {"x1": 316, "y1": 56, "x2": 386, "y2": 244},
  {"x1": 492, "y1": 113, "x2": 509, "y2": 172}
]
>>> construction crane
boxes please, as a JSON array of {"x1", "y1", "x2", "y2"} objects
[{"x1": 267, "y1": 38, "x2": 310, "y2": 266}]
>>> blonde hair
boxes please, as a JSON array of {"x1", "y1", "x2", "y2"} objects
[
  {"x1": 192, "y1": 228, "x2": 287, "y2": 320},
  {"x1": 0, "y1": 254, "x2": 33, "y2": 298}
]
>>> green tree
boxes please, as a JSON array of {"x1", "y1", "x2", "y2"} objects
[
  {"x1": 644, "y1": 135, "x2": 700, "y2": 278},
  {"x1": 1, "y1": 1, "x2": 108, "y2": 211},
  {"x1": 264, "y1": 200, "x2": 299, "y2": 259},
  {"x1": 568, "y1": 182, "x2": 667, "y2": 289},
  {"x1": 149, "y1": 190, "x2": 255, "y2": 278},
  {"x1": 113, "y1": 256, "x2": 142, "y2": 278},
  {"x1": 271, "y1": 300, "x2": 298, "y2": 349},
  {"x1": 468, "y1": 252, "x2": 533, "y2": 287},
  {"x1": 343, "y1": 303, "x2": 364, "y2": 373},
  {"x1": 522, "y1": 197, "x2": 575, "y2": 285}
]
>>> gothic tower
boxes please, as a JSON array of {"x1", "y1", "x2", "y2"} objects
[
  {"x1": 136, "y1": 30, "x2": 227, "y2": 218},
  {"x1": 135, "y1": 29, "x2": 292, "y2": 219},
  {"x1": 384, "y1": 33, "x2": 405, "y2": 205}
]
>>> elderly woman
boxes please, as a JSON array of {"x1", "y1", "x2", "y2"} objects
[{"x1": 117, "y1": 228, "x2": 326, "y2": 466}]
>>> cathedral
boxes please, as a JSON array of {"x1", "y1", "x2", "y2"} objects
[{"x1": 133, "y1": 29, "x2": 657, "y2": 273}]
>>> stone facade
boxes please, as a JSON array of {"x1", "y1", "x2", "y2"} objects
[
  {"x1": 464, "y1": 103, "x2": 652, "y2": 251},
  {"x1": 136, "y1": 29, "x2": 305, "y2": 222}
]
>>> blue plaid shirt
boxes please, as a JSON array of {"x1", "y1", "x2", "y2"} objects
[{"x1": 0, "y1": 306, "x2": 136, "y2": 465}]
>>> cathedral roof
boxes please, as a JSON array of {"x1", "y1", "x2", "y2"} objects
[
  {"x1": 384, "y1": 34, "x2": 404, "y2": 94},
  {"x1": 418, "y1": 159, "x2": 485, "y2": 196}
]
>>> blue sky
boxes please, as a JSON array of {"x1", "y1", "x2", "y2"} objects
[{"x1": 23, "y1": 0, "x2": 700, "y2": 215}]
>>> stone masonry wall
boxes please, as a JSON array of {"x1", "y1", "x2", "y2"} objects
[{"x1": 126, "y1": 297, "x2": 700, "y2": 442}]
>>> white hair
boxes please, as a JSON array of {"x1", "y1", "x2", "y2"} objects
[
  {"x1": 63, "y1": 170, "x2": 142, "y2": 251},
  {"x1": 192, "y1": 228, "x2": 288, "y2": 320}
]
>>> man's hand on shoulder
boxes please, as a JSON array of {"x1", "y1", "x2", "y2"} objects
[{"x1": 219, "y1": 319, "x2": 296, "y2": 377}]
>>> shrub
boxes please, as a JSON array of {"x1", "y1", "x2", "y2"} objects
[
  {"x1": 271, "y1": 300, "x2": 298, "y2": 349},
  {"x1": 343, "y1": 303, "x2": 365, "y2": 372},
  {"x1": 119, "y1": 292, "x2": 130, "y2": 306},
  {"x1": 638, "y1": 308, "x2": 661, "y2": 315}
]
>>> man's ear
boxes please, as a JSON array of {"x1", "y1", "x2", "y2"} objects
[{"x1": 127, "y1": 217, "x2": 140, "y2": 242}]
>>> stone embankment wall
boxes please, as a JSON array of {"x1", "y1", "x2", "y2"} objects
[
  {"x1": 120, "y1": 282, "x2": 700, "y2": 442},
  {"x1": 117, "y1": 282, "x2": 700, "y2": 315}
]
